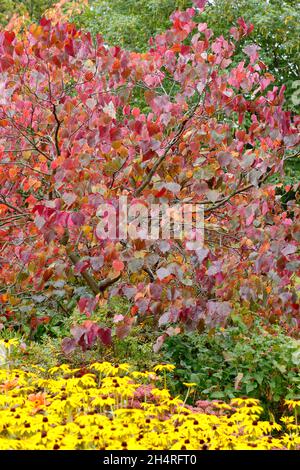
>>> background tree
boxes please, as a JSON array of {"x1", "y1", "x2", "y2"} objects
[
  {"x1": 202, "y1": 0, "x2": 300, "y2": 112},
  {"x1": 2, "y1": 1, "x2": 299, "y2": 111},
  {"x1": 72, "y1": 0, "x2": 190, "y2": 51},
  {"x1": 72, "y1": 0, "x2": 300, "y2": 113}
]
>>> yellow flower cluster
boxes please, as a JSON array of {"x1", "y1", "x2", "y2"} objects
[{"x1": 0, "y1": 362, "x2": 299, "y2": 450}]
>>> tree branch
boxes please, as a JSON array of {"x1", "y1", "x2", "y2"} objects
[
  {"x1": 98, "y1": 273, "x2": 122, "y2": 291},
  {"x1": 66, "y1": 246, "x2": 121, "y2": 295},
  {"x1": 0, "y1": 195, "x2": 25, "y2": 215},
  {"x1": 204, "y1": 170, "x2": 272, "y2": 213},
  {"x1": 52, "y1": 103, "x2": 62, "y2": 156},
  {"x1": 284, "y1": 150, "x2": 300, "y2": 162}
]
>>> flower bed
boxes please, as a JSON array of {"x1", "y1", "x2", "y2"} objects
[{"x1": 0, "y1": 362, "x2": 299, "y2": 450}]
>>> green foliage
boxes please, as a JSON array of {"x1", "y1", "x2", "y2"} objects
[
  {"x1": 0, "y1": 317, "x2": 156, "y2": 372},
  {"x1": 0, "y1": 0, "x2": 22, "y2": 25},
  {"x1": 0, "y1": 0, "x2": 56, "y2": 25},
  {"x1": 72, "y1": 0, "x2": 190, "y2": 51},
  {"x1": 161, "y1": 320, "x2": 300, "y2": 413},
  {"x1": 111, "y1": 325, "x2": 157, "y2": 370}
]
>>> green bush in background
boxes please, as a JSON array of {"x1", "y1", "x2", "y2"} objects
[{"x1": 161, "y1": 319, "x2": 300, "y2": 415}]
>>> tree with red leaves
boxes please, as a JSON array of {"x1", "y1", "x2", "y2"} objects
[{"x1": 0, "y1": 5, "x2": 299, "y2": 351}]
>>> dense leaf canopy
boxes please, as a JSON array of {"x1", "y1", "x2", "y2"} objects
[{"x1": 0, "y1": 6, "x2": 299, "y2": 348}]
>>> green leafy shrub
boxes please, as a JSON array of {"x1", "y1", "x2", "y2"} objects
[{"x1": 162, "y1": 320, "x2": 300, "y2": 415}]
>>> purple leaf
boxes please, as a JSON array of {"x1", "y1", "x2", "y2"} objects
[
  {"x1": 217, "y1": 151, "x2": 232, "y2": 167},
  {"x1": 70, "y1": 212, "x2": 85, "y2": 226},
  {"x1": 156, "y1": 267, "x2": 170, "y2": 280},
  {"x1": 282, "y1": 244, "x2": 297, "y2": 257},
  {"x1": 61, "y1": 337, "x2": 77, "y2": 355},
  {"x1": 90, "y1": 256, "x2": 104, "y2": 271}
]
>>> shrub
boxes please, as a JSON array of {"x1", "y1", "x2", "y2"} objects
[{"x1": 161, "y1": 320, "x2": 300, "y2": 414}]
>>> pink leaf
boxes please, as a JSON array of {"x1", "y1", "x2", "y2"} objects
[
  {"x1": 62, "y1": 192, "x2": 77, "y2": 206},
  {"x1": 113, "y1": 314, "x2": 124, "y2": 323},
  {"x1": 153, "y1": 334, "x2": 166, "y2": 353},
  {"x1": 243, "y1": 44, "x2": 260, "y2": 64},
  {"x1": 193, "y1": 0, "x2": 207, "y2": 8},
  {"x1": 206, "y1": 190, "x2": 221, "y2": 203},
  {"x1": 90, "y1": 256, "x2": 104, "y2": 271}
]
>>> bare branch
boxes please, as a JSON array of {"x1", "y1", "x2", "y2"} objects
[{"x1": 52, "y1": 103, "x2": 62, "y2": 156}]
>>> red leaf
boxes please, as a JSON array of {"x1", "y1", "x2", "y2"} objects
[
  {"x1": 4, "y1": 31, "x2": 15, "y2": 46},
  {"x1": 65, "y1": 39, "x2": 75, "y2": 57},
  {"x1": 97, "y1": 327, "x2": 112, "y2": 346},
  {"x1": 155, "y1": 187, "x2": 167, "y2": 198},
  {"x1": 0, "y1": 55, "x2": 14, "y2": 72}
]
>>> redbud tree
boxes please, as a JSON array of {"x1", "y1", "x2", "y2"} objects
[{"x1": 0, "y1": 5, "x2": 299, "y2": 351}]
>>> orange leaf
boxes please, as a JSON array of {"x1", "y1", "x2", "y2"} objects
[
  {"x1": 29, "y1": 24, "x2": 43, "y2": 39},
  {"x1": 8, "y1": 167, "x2": 18, "y2": 178}
]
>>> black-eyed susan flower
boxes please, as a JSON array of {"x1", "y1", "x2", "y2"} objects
[
  {"x1": 284, "y1": 399, "x2": 300, "y2": 410},
  {"x1": 153, "y1": 364, "x2": 176, "y2": 373}
]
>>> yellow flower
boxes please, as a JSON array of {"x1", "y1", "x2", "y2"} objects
[
  {"x1": 131, "y1": 371, "x2": 148, "y2": 379},
  {"x1": 231, "y1": 398, "x2": 260, "y2": 407},
  {"x1": 48, "y1": 364, "x2": 71, "y2": 375},
  {"x1": 151, "y1": 388, "x2": 171, "y2": 401},
  {"x1": 284, "y1": 399, "x2": 300, "y2": 409},
  {"x1": 0, "y1": 338, "x2": 19, "y2": 349},
  {"x1": 214, "y1": 403, "x2": 232, "y2": 411},
  {"x1": 153, "y1": 364, "x2": 175, "y2": 373},
  {"x1": 183, "y1": 382, "x2": 197, "y2": 388},
  {"x1": 90, "y1": 362, "x2": 116, "y2": 375},
  {"x1": 79, "y1": 374, "x2": 97, "y2": 388},
  {"x1": 91, "y1": 397, "x2": 115, "y2": 407},
  {"x1": 280, "y1": 416, "x2": 295, "y2": 424}
]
